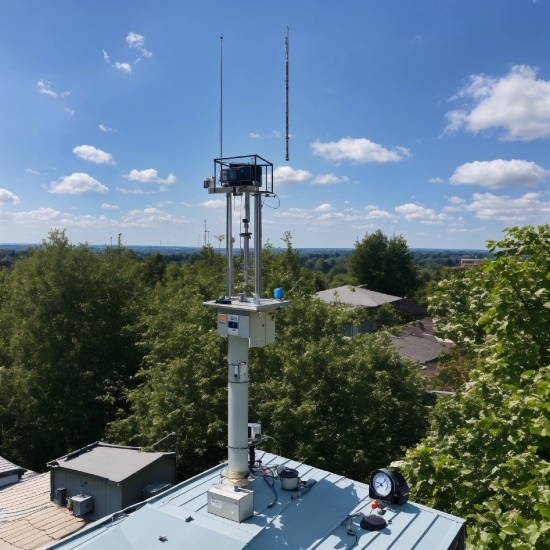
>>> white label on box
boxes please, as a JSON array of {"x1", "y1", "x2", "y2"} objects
[{"x1": 211, "y1": 497, "x2": 222, "y2": 509}]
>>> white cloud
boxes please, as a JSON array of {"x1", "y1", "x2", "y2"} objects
[
  {"x1": 311, "y1": 173, "x2": 350, "y2": 185},
  {"x1": 25, "y1": 168, "x2": 40, "y2": 175},
  {"x1": 449, "y1": 159, "x2": 548, "y2": 189},
  {"x1": 428, "y1": 177, "x2": 444, "y2": 184},
  {"x1": 310, "y1": 137, "x2": 411, "y2": 163},
  {"x1": 395, "y1": 203, "x2": 451, "y2": 225},
  {"x1": 100, "y1": 203, "x2": 119, "y2": 209},
  {"x1": 13, "y1": 207, "x2": 61, "y2": 224},
  {"x1": 0, "y1": 189, "x2": 20, "y2": 205},
  {"x1": 365, "y1": 209, "x2": 396, "y2": 220},
  {"x1": 124, "y1": 169, "x2": 176, "y2": 184},
  {"x1": 444, "y1": 65, "x2": 550, "y2": 141},
  {"x1": 102, "y1": 50, "x2": 110, "y2": 63},
  {"x1": 37, "y1": 80, "x2": 57, "y2": 98},
  {"x1": 273, "y1": 166, "x2": 312, "y2": 185},
  {"x1": 199, "y1": 199, "x2": 226, "y2": 208},
  {"x1": 126, "y1": 32, "x2": 152, "y2": 58},
  {"x1": 114, "y1": 62, "x2": 132, "y2": 74},
  {"x1": 73, "y1": 145, "x2": 115, "y2": 164},
  {"x1": 446, "y1": 196, "x2": 466, "y2": 205},
  {"x1": 49, "y1": 173, "x2": 108, "y2": 194},
  {"x1": 364, "y1": 204, "x2": 378, "y2": 211},
  {"x1": 116, "y1": 187, "x2": 156, "y2": 195},
  {"x1": 314, "y1": 203, "x2": 334, "y2": 212},
  {"x1": 64, "y1": 108, "x2": 75, "y2": 115},
  {"x1": 60, "y1": 91, "x2": 70, "y2": 98},
  {"x1": 454, "y1": 192, "x2": 550, "y2": 221},
  {"x1": 99, "y1": 124, "x2": 115, "y2": 132},
  {"x1": 250, "y1": 133, "x2": 261, "y2": 138},
  {"x1": 121, "y1": 207, "x2": 183, "y2": 228}
]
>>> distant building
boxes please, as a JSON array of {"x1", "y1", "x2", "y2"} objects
[
  {"x1": 316, "y1": 286, "x2": 427, "y2": 337},
  {"x1": 0, "y1": 456, "x2": 26, "y2": 488},
  {"x1": 460, "y1": 257, "x2": 482, "y2": 267},
  {"x1": 48, "y1": 442, "x2": 177, "y2": 521}
]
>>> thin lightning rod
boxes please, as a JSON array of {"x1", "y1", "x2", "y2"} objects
[
  {"x1": 285, "y1": 26, "x2": 289, "y2": 162},
  {"x1": 220, "y1": 34, "x2": 223, "y2": 160}
]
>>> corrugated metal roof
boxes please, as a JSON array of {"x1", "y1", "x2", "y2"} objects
[
  {"x1": 0, "y1": 472, "x2": 86, "y2": 549},
  {"x1": 0, "y1": 456, "x2": 26, "y2": 478},
  {"x1": 316, "y1": 287, "x2": 402, "y2": 308},
  {"x1": 48, "y1": 443, "x2": 175, "y2": 484},
  {"x1": 45, "y1": 451, "x2": 465, "y2": 550}
]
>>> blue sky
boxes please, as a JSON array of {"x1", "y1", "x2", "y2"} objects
[{"x1": 1, "y1": 0, "x2": 549, "y2": 248}]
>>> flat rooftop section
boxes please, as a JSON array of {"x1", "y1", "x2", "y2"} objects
[
  {"x1": 317, "y1": 286, "x2": 402, "y2": 308},
  {"x1": 203, "y1": 297, "x2": 291, "y2": 312},
  {"x1": 48, "y1": 443, "x2": 175, "y2": 484},
  {"x1": 0, "y1": 472, "x2": 86, "y2": 550},
  {"x1": 391, "y1": 334, "x2": 450, "y2": 365},
  {"x1": 45, "y1": 451, "x2": 465, "y2": 550}
]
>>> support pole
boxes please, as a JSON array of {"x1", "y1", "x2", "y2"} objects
[
  {"x1": 242, "y1": 190, "x2": 250, "y2": 298},
  {"x1": 226, "y1": 336, "x2": 249, "y2": 484},
  {"x1": 254, "y1": 192, "x2": 262, "y2": 304},
  {"x1": 226, "y1": 193, "x2": 233, "y2": 297}
]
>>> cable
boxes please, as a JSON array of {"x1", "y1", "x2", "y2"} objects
[
  {"x1": 256, "y1": 434, "x2": 281, "y2": 457},
  {"x1": 262, "y1": 473, "x2": 278, "y2": 508},
  {"x1": 262, "y1": 193, "x2": 280, "y2": 210},
  {"x1": 341, "y1": 514, "x2": 360, "y2": 550}
]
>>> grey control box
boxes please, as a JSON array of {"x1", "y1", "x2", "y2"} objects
[
  {"x1": 71, "y1": 494, "x2": 94, "y2": 516},
  {"x1": 207, "y1": 484, "x2": 254, "y2": 523}
]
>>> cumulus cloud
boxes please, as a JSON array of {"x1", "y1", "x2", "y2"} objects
[
  {"x1": 121, "y1": 208, "x2": 183, "y2": 228},
  {"x1": 250, "y1": 133, "x2": 261, "y2": 138},
  {"x1": 428, "y1": 177, "x2": 444, "y2": 184},
  {"x1": 0, "y1": 189, "x2": 20, "y2": 205},
  {"x1": 314, "y1": 203, "x2": 334, "y2": 212},
  {"x1": 273, "y1": 166, "x2": 312, "y2": 185},
  {"x1": 99, "y1": 124, "x2": 115, "y2": 132},
  {"x1": 448, "y1": 192, "x2": 550, "y2": 221},
  {"x1": 102, "y1": 50, "x2": 110, "y2": 63},
  {"x1": 100, "y1": 203, "x2": 119, "y2": 209},
  {"x1": 311, "y1": 173, "x2": 350, "y2": 185},
  {"x1": 446, "y1": 196, "x2": 466, "y2": 205},
  {"x1": 449, "y1": 159, "x2": 548, "y2": 189},
  {"x1": 124, "y1": 169, "x2": 176, "y2": 184},
  {"x1": 444, "y1": 65, "x2": 550, "y2": 141},
  {"x1": 310, "y1": 137, "x2": 411, "y2": 163},
  {"x1": 73, "y1": 145, "x2": 115, "y2": 164},
  {"x1": 64, "y1": 108, "x2": 75, "y2": 116},
  {"x1": 114, "y1": 62, "x2": 132, "y2": 74},
  {"x1": 49, "y1": 173, "x2": 108, "y2": 194},
  {"x1": 365, "y1": 209, "x2": 396, "y2": 220},
  {"x1": 395, "y1": 203, "x2": 451, "y2": 224},
  {"x1": 199, "y1": 199, "x2": 226, "y2": 208},
  {"x1": 25, "y1": 168, "x2": 40, "y2": 175},
  {"x1": 13, "y1": 207, "x2": 61, "y2": 224},
  {"x1": 37, "y1": 80, "x2": 57, "y2": 98}
]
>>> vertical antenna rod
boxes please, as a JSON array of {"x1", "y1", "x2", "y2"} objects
[
  {"x1": 285, "y1": 26, "x2": 290, "y2": 162},
  {"x1": 220, "y1": 35, "x2": 223, "y2": 160}
]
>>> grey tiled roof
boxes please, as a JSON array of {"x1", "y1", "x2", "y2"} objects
[
  {"x1": 0, "y1": 456, "x2": 26, "y2": 478},
  {"x1": 391, "y1": 334, "x2": 450, "y2": 364}
]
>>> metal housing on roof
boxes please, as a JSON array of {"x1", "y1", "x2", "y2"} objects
[
  {"x1": 45, "y1": 451, "x2": 465, "y2": 550},
  {"x1": 0, "y1": 456, "x2": 26, "y2": 479},
  {"x1": 48, "y1": 442, "x2": 174, "y2": 484}
]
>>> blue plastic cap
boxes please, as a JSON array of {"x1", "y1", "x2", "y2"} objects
[{"x1": 274, "y1": 288, "x2": 283, "y2": 299}]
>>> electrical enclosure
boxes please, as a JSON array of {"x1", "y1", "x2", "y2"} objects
[
  {"x1": 207, "y1": 484, "x2": 254, "y2": 523},
  {"x1": 217, "y1": 310, "x2": 276, "y2": 347},
  {"x1": 71, "y1": 494, "x2": 94, "y2": 516}
]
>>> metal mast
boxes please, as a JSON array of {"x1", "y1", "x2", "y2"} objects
[{"x1": 285, "y1": 27, "x2": 290, "y2": 162}]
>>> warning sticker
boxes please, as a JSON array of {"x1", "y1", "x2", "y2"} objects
[{"x1": 211, "y1": 497, "x2": 222, "y2": 509}]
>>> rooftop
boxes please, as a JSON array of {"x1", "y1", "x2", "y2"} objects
[
  {"x1": 45, "y1": 451, "x2": 465, "y2": 550},
  {"x1": 47, "y1": 442, "x2": 176, "y2": 484},
  {"x1": 0, "y1": 456, "x2": 26, "y2": 479},
  {"x1": 316, "y1": 286, "x2": 402, "y2": 308},
  {"x1": 391, "y1": 334, "x2": 450, "y2": 365},
  {"x1": 0, "y1": 473, "x2": 86, "y2": 550}
]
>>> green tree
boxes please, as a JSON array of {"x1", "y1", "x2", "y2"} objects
[
  {"x1": 0, "y1": 230, "x2": 143, "y2": 471},
  {"x1": 398, "y1": 225, "x2": 550, "y2": 549},
  {"x1": 348, "y1": 230, "x2": 419, "y2": 297}
]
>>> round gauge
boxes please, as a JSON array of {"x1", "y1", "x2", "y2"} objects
[{"x1": 372, "y1": 471, "x2": 392, "y2": 498}]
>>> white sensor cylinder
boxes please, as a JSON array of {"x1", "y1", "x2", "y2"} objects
[{"x1": 227, "y1": 335, "x2": 249, "y2": 480}]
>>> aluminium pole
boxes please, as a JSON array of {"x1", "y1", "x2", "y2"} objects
[
  {"x1": 242, "y1": 190, "x2": 250, "y2": 298},
  {"x1": 226, "y1": 193, "x2": 233, "y2": 297},
  {"x1": 254, "y1": 192, "x2": 262, "y2": 303}
]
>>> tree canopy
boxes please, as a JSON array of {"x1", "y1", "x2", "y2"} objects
[
  {"x1": 399, "y1": 225, "x2": 550, "y2": 549},
  {"x1": 348, "y1": 229, "x2": 419, "y2": 297}
]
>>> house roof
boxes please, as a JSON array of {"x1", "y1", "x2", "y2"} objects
[
  {"x1": 391, "y1": 334, "x2": 450, "y2": 364},
  {"x1": 0, "y1": 456, "x2": 26, "y2": 479},
  {"x1": 45, "y1": 451, "x2": 465, "y2": 550},
  {"x1": 316, "y1": 286, "x2": 402, "y2": 308},
  {"x1": 0, "y1": 472, "x2": 86, "y2": 550},
  {"x1": 48, "y1": 443, "x2": 175, "y2": 484}
]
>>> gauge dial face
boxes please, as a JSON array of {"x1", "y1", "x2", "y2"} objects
[{"x1": 372, "y1": 471, "x2": 392, "y2": 498}]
